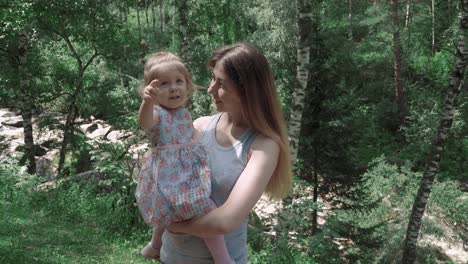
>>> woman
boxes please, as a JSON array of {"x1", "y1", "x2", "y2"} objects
[{"x1": 160, "y1": 42, "x2": 292, "y2": 264}]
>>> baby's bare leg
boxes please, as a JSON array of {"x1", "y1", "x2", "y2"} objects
[
  {"x1": 141, "y1": 226, "x2": 164, "y2": 260},
  {"x1": 204, "y1": 236, "x2": 234, "y2": 264}
]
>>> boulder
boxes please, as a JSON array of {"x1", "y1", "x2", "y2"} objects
[{"x1": 1, "y1": 119, "x2": 23, "y2": 128}]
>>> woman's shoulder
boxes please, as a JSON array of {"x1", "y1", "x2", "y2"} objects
[
  {"x1": 251, "y1": 133, "x2": 280, "y2": 152},
  {"x1": 193, "y1": 114, "x2": 216, "y2": 132}
]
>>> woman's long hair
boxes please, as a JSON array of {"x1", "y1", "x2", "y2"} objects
[{"x1": 208, "y1": 43, "x2": 292, "y2": 200}]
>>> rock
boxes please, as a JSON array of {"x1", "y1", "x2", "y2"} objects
[
  {"x1": 40, "y1": 139, "x2": 58, "y2": 149},
  {"x1": 0, "y1": 108, "x2": 19, "y2": 118},
  {"x1": 76, "y1": 170, "x2": 98, "y2": 180},
  {"x1": 1, "y1": 119, "x2": 23, "y2": 128},
  {"x1": 88, "y1": 125, "x2": 111, "y2": 139},
  {"x1": 34, "y1": 145, "x2": 48, "y2": 157},
  {"x1": 106, "y1": 130, "x2": 132, "y2": 142},
  {"x1": 36, "y1": 156, "x2": 54, "y2": 180},
  {"x1": 0, "y1": 126, "x2": 23, "y2": 139},
  {"x1": 81, "y1": 123, "x2": 98, "y2": 133}
]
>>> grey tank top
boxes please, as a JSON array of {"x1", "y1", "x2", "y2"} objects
[{"x1": 160, "y1": 113, "x2": 256, "y2": 264}]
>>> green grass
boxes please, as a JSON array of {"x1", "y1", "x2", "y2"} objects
[
  {"x1": 0, "y1": 200, "x2": 149, "y2": 264},
  {"x1": 0, "y1": 162, "x2": 313, "y2": 264}
]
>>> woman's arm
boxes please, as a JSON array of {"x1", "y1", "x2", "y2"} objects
[{"x1": 167, "y1": 134, "x2": 280, "y2": 236}]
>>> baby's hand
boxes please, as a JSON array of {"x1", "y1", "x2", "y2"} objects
[{"x1": 142, "y1": 80, "x2": 160, "y2": 105}]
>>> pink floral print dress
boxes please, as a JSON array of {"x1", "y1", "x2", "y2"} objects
[{"x1": 135, "y1": 105, "x2": 214, "y2": 228}]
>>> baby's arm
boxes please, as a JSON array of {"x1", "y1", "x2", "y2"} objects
[{"x1": 139, "y1": 80, "x2": 161, "y2": 129}]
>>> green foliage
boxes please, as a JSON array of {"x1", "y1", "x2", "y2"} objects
[
  {"x1": 0, "y1": 159, "x2": 41, "y2": 205},
  {"x1": 247, "y1": 236, "x2": 317, "y2": 264},
  {"x1": 324, "y1": 157, "x2": 420, "y2": 263},
  {"x1": 427, "y1": 181, "x2": 468, "y2": 242},
  {"x1": 189, "y1": 90, "x2": 214, "y2": 120}
]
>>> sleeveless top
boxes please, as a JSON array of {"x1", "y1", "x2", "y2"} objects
[{"x1": 160, "y1": 113, "x2": 257, "y2": 264}]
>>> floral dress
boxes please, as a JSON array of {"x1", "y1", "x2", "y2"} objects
[{"x1": 135, "y1": 106, "x2": 214, "y2": 228}]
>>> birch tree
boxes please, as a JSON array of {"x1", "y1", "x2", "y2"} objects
[
  {"x1": 178, "y1": 0, "x2": 190, "y2": 61},
  {"x1": 402, "y1": 1, "x2": 468, "y2": 262},
  {"x1": 431, "y1": 0, "x2": 436, "y2": 55},
  {"x1": 159, "y1": 0, "x2": 166, "y2": 44},
  {"x1": 288, "y1": 0, "x2": 313, "y2": 163},
  {"x1": 135, "y1": 0, "x2": 142, "y2": 43},
  {"x1": 391, "y1": 0, "x2": 407, "y2": 128}
]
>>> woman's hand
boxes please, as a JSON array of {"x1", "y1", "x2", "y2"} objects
[
  {"x1": 166, "y1": 218, "x2": 222, "y2": 238},
  {"x1": 166, "y1": 219, "x2": 191, "y2": 234}
]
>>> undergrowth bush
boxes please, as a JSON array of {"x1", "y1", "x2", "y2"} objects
[{"x1": 0, "y1": 160, "x2": 42, "y2": 205}]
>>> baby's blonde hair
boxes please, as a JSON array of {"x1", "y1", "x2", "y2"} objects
[{"x1": 139, "y1": 51, "x2": 194, "y2": 100}]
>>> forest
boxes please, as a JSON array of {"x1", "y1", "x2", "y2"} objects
[{"x1": 1, "y1": 0, "x2": 467, "y2": 263}]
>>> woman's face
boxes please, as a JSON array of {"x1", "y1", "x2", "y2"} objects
[{"x1": 207, "y1": 63, "x2": 242, "y2": 113}]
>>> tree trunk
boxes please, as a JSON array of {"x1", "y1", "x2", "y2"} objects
[
  {"x1": 289, "y1": 0, "x2": 313, "y2": 163},
  {"x1": 348, "y1": 0, "x2": 353, "y2": 40},
  {"x1": 57, "y1": 41, "x2": 98, "y2": 175},
  {"x1": 21, "y1": 104, "x2": 36, "y2": 175},
  {"x1": 144, "y1": 0, "x2": 150, "y2": 29},
  {"x1": 172, "y1": 0, "x2": 176, "y2": 47},
  {"x1": 448, "y1": 0, "x2": 452, "y2": 22},
  {"x1": 17, "y1": 33, "x2": 36, "y2": 174},
  {"x1": 159, "y1": 0, "x2": 165, "y2": 44},
  {"x1": 117, "y1": 0, "x2": 123, "y2": 22},
  {"x1": 136, "y1": 0, "x2": 142, "y2": 43},
  {"x1": 124, "y1": 0, "x2": 129, "y2": 22},
  {"x1": 391, "y1": 0, "x2": 407, "y2": 128},
  {"x1": 406, "y1": 0, "x2": 413, "y2": 53},
  {"x1": 405, "y1": 0, "x2": 411, "y2": 28},
  {"x1": 311, "y1": 145, "x2": 319, "y2": 235},
  {"x1": 431, "y1": 0, "x2": 436, "y2": 55},
  {"x1": 178, "y1": 0, "x2": 189, "y2": 61},
  {"x1": 151, "y1": 0, "x2": 156, "y2": 39},
  {"x1": 402, "y1": 2, "x2": 468, "y2": 263},
  {"x1": 58, "y1": 101, "x2": 76, "y2": 174}
]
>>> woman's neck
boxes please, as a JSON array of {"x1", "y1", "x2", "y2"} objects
[{"x1": 223, "y1": 111, "x2": 248, "y2": 128}]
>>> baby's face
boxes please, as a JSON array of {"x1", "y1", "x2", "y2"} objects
[{"x1": 155, "y1": 68, "x2": 188, "y2": 110}]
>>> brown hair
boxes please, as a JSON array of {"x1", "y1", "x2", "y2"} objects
[
  {"x1": 139, "y1": 51, "x2": 194, "y2": 99},
  {"x1": 208, "y1": 43, "x2": 292, "y2": 200}
]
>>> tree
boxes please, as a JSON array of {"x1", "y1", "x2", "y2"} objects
[
  {"x1": 431, "y1": 0, "x2": 436, "y2": 55},
  {"x1": 289, "y1": 0, "x2": 313, "y2": 163},
  {"x1": 391, "y1": 0, "x2": 407, "y2": 128},
  {"x1": 178, "y1": 0, "x2": 189, "y2": 61},
  {"x1": 402, "y1": 1, "x2": 468, "y2": 262},
  {"x1": 30, "y1": 0, "x2": 121, "y2": 175},
  {"x1": 0, "y1": 0, "x2": 39, "y2": 174}
]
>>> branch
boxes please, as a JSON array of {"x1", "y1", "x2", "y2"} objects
[
  {"x1": 82, "y1": 48, "x2": 99, "y2": 73},
  {"x1": 37, "y1": 92, "x2": 73, "y2": 104},
  {"x1": 117, "y1": 144, "x2": 132, "y2": 160},
  {"x1": 37, "y1": 19, "x2": 83, "y2": 68},
  {"x1": 61, "y1": 35, "x2": 82, "y2": 69}
]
